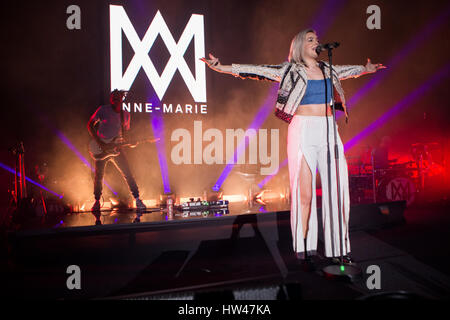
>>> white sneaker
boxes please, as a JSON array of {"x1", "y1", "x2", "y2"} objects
[
  {"x1": 91, "y1": 200, "x2": 101, "y2": 211},
  {"x1": 135, "y1": 198, "x2": 146, "y2": 210}
]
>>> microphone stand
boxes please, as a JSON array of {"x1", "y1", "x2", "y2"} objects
[{"x1": 321, "y1": 47, "x2": 362, "y2": 282}]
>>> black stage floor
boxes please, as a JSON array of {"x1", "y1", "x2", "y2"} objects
[
  {"x1": 8, "y1": 201, "x2": 292, "y2": 233},
  {"x1": 1, "y1": 199, "x2": 450, "y2": 300}
]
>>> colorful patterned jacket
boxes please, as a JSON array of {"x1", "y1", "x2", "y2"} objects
[{"x1": 231, "y1": 61, "x2": 366, "y2": 123}]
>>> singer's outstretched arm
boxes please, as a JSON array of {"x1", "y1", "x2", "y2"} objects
[
  {"x1": 334, "y1": 58, "x2": 386, "y2": 80},
  {"x1": 200, "y1": 53, "x2": 287, "y2": 82}
]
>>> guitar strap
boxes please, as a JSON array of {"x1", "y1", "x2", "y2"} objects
[
  {"x1": 120, "y1": 107, "x2": 125, "y2": 139},
  {"x1": 118, "y1": 105, "x2": 125, "y2": 154},
  {"x1": 119, "y1": 96, "x2": 129, "y2": 140}
]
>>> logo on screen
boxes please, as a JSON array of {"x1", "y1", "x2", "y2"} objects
[{"x1": 110, "y1": 5, "x2": 206, "y2": 102}]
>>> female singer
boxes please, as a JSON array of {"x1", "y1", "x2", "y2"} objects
[{"x1": 201, "y1": 28, "x2": 385, "y2": 264}]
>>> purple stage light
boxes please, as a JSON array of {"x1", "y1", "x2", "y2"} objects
[
  {"x1": 36, "y1": 113, "x2": 117, "y2": 195},
  {"x1": 258, "y1": 206, "x2": 268, "y2": 213},
  {"x1": 55, "y1": 131, "x2": 92, "y2": 169},
  {"x1": 213, "y1": 84, "x2": 278, "y2": 191},
  {"x1": 310, "y1": 0, "x2": 348, "y2": 36},
  {"x1": 55, "y1": 130, "x2": 117, "y2": 195},
  {"x1": 149, "y1": 96, "x2": 171, "y2": 194},
  {"x1": 345, "y1": 63, "x2": 450, "y2": 151},
  {"x1": 0, "y1": 162, "x2": 64, "y2": 199},
  {"x1": 341, "y1": 5, "x2": 450, "y2": 119},
  {"x1": 257, "y1": 158, "x2": 288, "y2": 189}
]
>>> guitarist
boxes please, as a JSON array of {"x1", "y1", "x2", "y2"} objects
[{"x1": 87, "y1": 89, "x2": 146, "y2": 211}]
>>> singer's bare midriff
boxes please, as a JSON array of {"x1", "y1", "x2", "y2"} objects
[{"x1": 296, "y1": 104, "x2": 333, "y2": 116}]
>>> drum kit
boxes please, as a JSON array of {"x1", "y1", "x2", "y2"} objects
[{"x1": 347, "y1": 142, "x2": 442, "y2": 206}]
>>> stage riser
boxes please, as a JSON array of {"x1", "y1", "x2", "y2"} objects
[
  {"x1": 11, "y1": 201, "x2": 406, "y2": 240},
  {"x1": 6, "y1": 202, "x2": 405, "y2": 299}
]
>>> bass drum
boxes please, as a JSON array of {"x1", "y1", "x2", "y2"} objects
[{"x1": 377, "y1": 176, "x2": 416, "y2": 206}]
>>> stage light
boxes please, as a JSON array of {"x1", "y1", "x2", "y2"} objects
[
  {"x1": 54, "y1": 129, "x2": 117, "y2": 196},
  {"x1": 103, "y1": 202, "x2": 112, "y2": 209},
  {"x1": 34, "y1": 106, "x2": 118, "y2": 197},
  {"x1": 255, "y1": 199, "x2": 265, "y2": 205},
  {"x1": 110, "y1": 198, "x2": 129, "y2": 208},
  {"x1": 0, "y1": 162, "x2": 63, "y2": 199},
  {"x1": 345, "y1": 63, "x2": 450, "y2": 151},
  {"x1": 255, "y1": 190, "x2": 274, "y2": 201},
  {"x1": 78, "y1": 199, "x2": 118, "y2": 212},
  {"x1": 213, "y1": 85, "x2": 279, "y2": 191},
  {"x1": 257, "y1": 158, "x2": 288, "y2": 188},
  {"x1": 149, "y1": 96, "x2": 172, "y2": 194},
  {"x1": 254, "y1": 189, "x2": 285, "y2": 205},
  {"x1": 222, "y1": 194, "x2": 247, "y2": 203},
  {"x1": 340, "y1": 5, "x2": 450, "y2": 119},
  {"x1": 81, "y1": 201, "x2": 93, "y2": 212}
]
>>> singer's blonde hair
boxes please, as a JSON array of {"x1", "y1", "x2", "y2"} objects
[{"x1": 288, "y1": 28, "x2": 316, "y2": 64}]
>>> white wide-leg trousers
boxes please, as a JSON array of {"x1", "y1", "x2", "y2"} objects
[{"x1": 287, "y1": 115, "x2": 350, "y2": 258}]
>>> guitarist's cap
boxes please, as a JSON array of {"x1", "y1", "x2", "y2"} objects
[
  {"x1": 111, "y1": 89, "x2": 129, "y2": 100},
  {"x1": 111, "y1": 89, "x2": 128, "y2": 95}
]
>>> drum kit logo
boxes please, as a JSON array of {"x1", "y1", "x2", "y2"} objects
[
  {"x1": 348, "y1": 142, "x2": 442, "y2": 206},
  {"x1": 383, "y1": 177, "x2": 415, "y2": 206}
]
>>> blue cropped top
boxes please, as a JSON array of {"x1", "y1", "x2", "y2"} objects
[{"x1": 300, "y1": 78, "x2": 332, "y2": 105}]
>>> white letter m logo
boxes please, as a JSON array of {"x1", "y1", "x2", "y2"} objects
[{"x1": 110, "y1": 5, "x2": 206, "y2": 102}]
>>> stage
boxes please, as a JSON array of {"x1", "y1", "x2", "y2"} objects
[{"x1": 3, "y1": 199, "x2": 450, "y2": 300}]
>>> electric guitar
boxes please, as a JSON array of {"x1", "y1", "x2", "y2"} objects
[{"x1": 89, "y1": 137, "x2": 159, "y2": 160}]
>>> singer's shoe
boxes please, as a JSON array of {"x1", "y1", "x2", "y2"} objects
[
  {"x1": 91, "y1": 200, "x2": 101, "y2": 211},
  {"x1": 295, "y1": 252, "x2": 316, "y2": 272},
  {"x1": 135, "y1": 198, "x2": 146, "y2": 210},
  {"x1": 295, "y1": 238, "x2": 316, "y2": 271}
]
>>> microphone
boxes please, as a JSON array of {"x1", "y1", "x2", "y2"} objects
[{"x1": 315, "y1": 42, "x2": 340, "y2": 54}]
